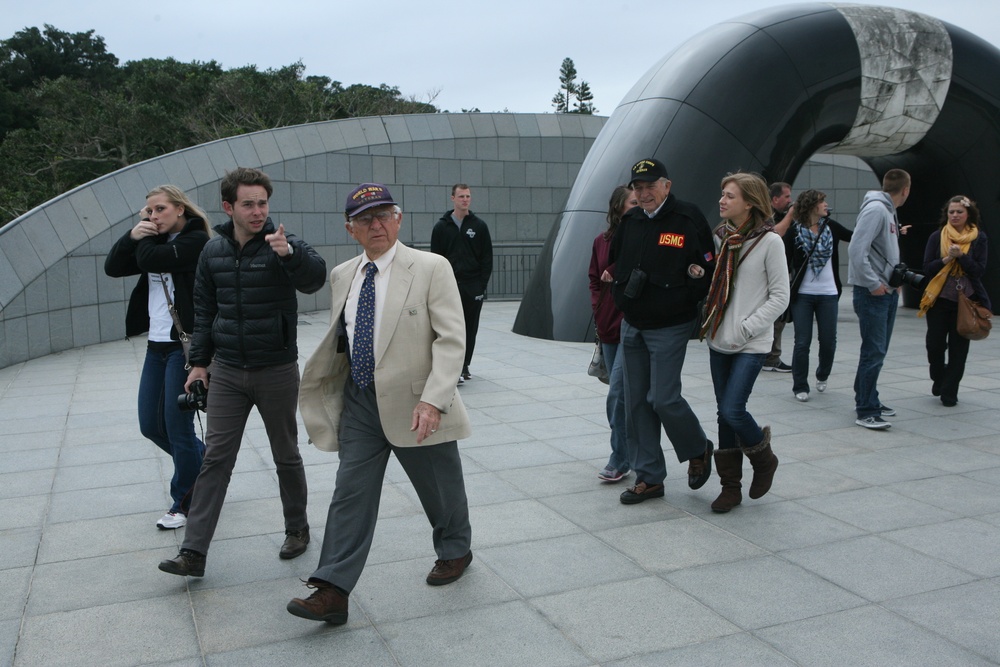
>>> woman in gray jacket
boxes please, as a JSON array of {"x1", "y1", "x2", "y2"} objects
[{"x1": 700, "y1": 172, "x2": 789, "y2": 512}]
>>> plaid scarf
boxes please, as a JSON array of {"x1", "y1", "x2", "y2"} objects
[
  {"x1": 699, "y1": 218, "x2": 770, "y2": 340},
  {"x1": 796, "y1": 220, "x2": 833, "y2": 276}
]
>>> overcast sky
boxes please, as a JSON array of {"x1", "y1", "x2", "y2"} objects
[{"x1": 4, "y1": 1, "x2": 999, "y2": 116}]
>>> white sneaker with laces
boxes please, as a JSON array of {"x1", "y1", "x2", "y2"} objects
[
  {"x1": 795, "y1": 392, "x2": 809, "y2": 402},
  {"x1": 157, "y1": 512, "x2": 187, "y2": 530}
]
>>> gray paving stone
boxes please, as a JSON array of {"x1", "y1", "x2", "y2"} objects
[
  {"x1": 666, "y1": 555, "x2": 866, "y2": 630},
  {"x1": 701, "y1": 497, "x2": 865, "y2": 551},
  {"x1": 884, "y1": 517, "x2": 1000, "y2": 577},
  {"x1": 797, "y1": 485, "x2": 959, "y2": 532},
  {"x1": 47, "y1": 481, "x2": 166, "y2": 523},
  {"x1": 755, "y1": 604, "x2": 994, "y2": 666},
  {"x1": 0, "y1": 494, "x2": 48, "y2": 531},
  {"x1": 206, "y1": 627, "x2": 393, "y2": 666},
  {"x1": 0, "y1": 566, "x2": 31, "y2": 621},
  {"x1": 379, "y1": 600, "x2": 591, "y2": 667},
  {"x1": 604, "y1": 632, "x2": 798, "y2": 667},
  {"x1": 533, "y1": 576, "x2": 737, "y2": 663},
  {"x1": 16, "y1": 595, "x2": 199, "y2": 667},
  {"x1": 884, "y1": 579, "x2": 1000, "y2": 663},
  {"x1": 468, "y1": 498, "x2": 579, "y2": 548},
  {"x1": 37, "y1": 511, "x2": 179, "y2": 563},
  {"x1": 887, "y1": 474, "x2": 1000, "y2": 516},
  {"x1": 478, "y1": 533, "x2": 646, "y2": 597},
  {"x1": 0, "y1": 619, "x2": 18, "y2": 667},
  {"x1": 782, "y1": 534, "x2": 975, "y2": 601}
]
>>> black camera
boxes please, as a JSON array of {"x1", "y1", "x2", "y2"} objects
[
  {"x1": 888, "y1": 263, "x2": 927, "y2": 290},
  {"x1": 177, "y1": 379, "x2": 208, "y2": 412},
  {"x1": 623, "y1": 268, "x2": 648, "y2": 299}
]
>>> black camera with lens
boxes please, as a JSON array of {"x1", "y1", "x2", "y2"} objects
[
  {"x1": 177, "y1": 379, "x2": 208, "y2": 412},
  {"x1": 888, "y1": 263, "x2": 927, "y2": 290}
]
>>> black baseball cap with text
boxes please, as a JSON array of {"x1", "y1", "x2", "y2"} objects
[{"x1": 630, "y1": 158, "x2": 668, "y2": 185}]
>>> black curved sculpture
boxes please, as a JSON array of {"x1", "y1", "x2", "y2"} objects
[{"x1": 515, "y1": 3, "x2": 1000, "y2": 340}]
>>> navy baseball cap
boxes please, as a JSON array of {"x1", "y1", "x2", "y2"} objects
[
  {"x1": 630, "y1": 158, "x2": 669, "y2": 185},
  {"x1": 345, "y1": 183, "x2": 398, "y2": 218}
]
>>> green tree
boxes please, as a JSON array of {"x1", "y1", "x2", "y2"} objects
[
  {"x1": 0, "y1": 25, "x2": 441, "y2": 224},
  {"x1": 551, "y1": 57, "x2": 596, "y2": 114},
  {"x1": 0, "y1": 25, "x2": 119, "y2": 140}
]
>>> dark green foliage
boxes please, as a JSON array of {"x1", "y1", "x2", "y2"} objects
[
  {"x1": 0, "y1": 26, "x2": 437, "y2": 225},
  {"x1": 551, "y1": 57, "x2": 596, "y2": 115}
]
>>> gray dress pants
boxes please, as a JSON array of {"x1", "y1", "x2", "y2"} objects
[{"x1": 311, "y1": 380, "x2": 471, "y2": 593}]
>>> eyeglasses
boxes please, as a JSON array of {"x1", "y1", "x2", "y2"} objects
[{"x1": 352, "y1": 210, "x2": 396, "y2": 227}]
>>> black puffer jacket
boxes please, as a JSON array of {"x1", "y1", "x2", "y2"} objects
[
  {"x1": 189, "y1": 218, "x2": 326, "y2": 369},
  {"x1": 104, "y1": 217, "x2": 210, "y2": 338},
  {"x1": 430, "y1": 211, "x2": 493, "y2": 298}
]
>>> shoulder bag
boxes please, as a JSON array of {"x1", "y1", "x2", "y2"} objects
[{"x1": 956, "y1": 284, "x2": 992, "y2": 340}]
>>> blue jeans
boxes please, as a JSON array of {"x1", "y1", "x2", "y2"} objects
[
  {"x1": 621, "y1": 320, "x2": 708, "y2": 486},
  {"x1": 709, "y1": 349, "x2": 765, "y2": 451},
  {"x1": 852, "y1": 286, "x2": 898, "y2": 418},
  {"x1": 791, "y1": 293, "x2": 840, "y2": 394},
  {"x1": 137, "y1": 344, "x2": 204, "y2": 514},
  {"x1": 601, "y1": 342, "x2": 629, "y2": 471}
]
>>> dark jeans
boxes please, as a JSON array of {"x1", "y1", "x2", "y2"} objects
[
  {"x1": 791, "y1": 293, "x2": 839, "y2": 394},
  {"x1": 925, "y1": 298, "x2": 970, "y2": 402},
  {"x1": 852, "y1": 286, "x2": 898, "y2": 418},
  {"x1": 709, "y1": 349, "x2": 766, "y2": 451},
  {"x1": 182, "y1": 361, "x2": 308, "y2": 555},
  {"x1": 601, "y1": 342, "x2": 629, "y2": 471},
  {"x1": 621, "y1": 320, "x2": 708, "y2": 486},
  {"x1": 460, "y1": 291, "x2": 484, "y2": 370},
  {"x1": 137, "y1": 343, "x2": 204, "y2": 514}
]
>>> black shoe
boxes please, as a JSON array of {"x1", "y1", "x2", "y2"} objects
[
  {"x1": 941, "y1": 396, "x2": 957, "y2": 407},
  {"x1": 688, "y1": 440, "x2": 714, "y2": 490},
  {"x1": 762, "y1": 361, "x2": 792, "y2": 373},
  {"x1": 619, "y1": 481, "x2": 665, "y2": 505},
  {"x1": 280, "y1": 528, "x2": 310, "y2": 560},
  {"x1": 159, "y1": 549, "x2": 205, "y2": 577},
  {"x1": 462, "y1": 366, "x2": 471, "y2": 381}
]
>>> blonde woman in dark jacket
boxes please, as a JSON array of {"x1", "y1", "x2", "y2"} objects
[{"x1": 105, "y1": 185, "x2": 210, "y2": 529}]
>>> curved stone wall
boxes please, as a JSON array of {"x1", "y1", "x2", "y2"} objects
[{"x1": 0, "y1": 113, "x2": 605, "y2": 369}]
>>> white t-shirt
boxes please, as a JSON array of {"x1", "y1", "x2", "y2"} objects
[
  {"x1": 147, "y1": 232, "x2": 181, "y2": 342},
  {"x1": 798, "y1": 258, "x2": 838, "y2": 296}
]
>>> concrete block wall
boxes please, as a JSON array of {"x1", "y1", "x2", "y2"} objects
[{"x1": 0, "y1": 113, "x2": 606, "y2": 370}]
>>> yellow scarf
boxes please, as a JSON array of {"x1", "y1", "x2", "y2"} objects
[{"x1": 918, "y1": 224, "x2": 978, "y2": 316}]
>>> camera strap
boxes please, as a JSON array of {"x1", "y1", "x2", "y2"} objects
[{"x1": 158, "y1": 274, "x2": 193, "y2": 370}]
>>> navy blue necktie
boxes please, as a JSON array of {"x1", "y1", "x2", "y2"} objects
[{"x1": 352, "y1": 262, "x2": 377, "y2": 389}]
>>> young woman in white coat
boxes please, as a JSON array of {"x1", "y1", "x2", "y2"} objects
[{"x1": 700, "y1": 172, "x2": 789, "y2": 512}]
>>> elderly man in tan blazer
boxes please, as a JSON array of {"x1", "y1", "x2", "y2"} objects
[{"x1": 287, "y1": 183, "x2": 473, "y2": 625}]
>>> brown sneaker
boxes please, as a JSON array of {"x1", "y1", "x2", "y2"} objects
[
  {"x1": 286, "y1": 579, "x2": 348, "y2": 624},
  {"x1": 619, "y1": 481, "x2": 665, "y2": 504},
  {"x1": 688, "y1": 440, "x2": 714, "y2": 490},
  {"x1": 279, "y1": 528, "x2": 310, "y2": 560},
  {"x1": 426, "y1": 551, "x2": 473, "y2": 586}
]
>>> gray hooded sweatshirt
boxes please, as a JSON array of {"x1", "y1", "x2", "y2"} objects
[{"x1": 847, "y1": 191, "x2": 901, "y2": 291}]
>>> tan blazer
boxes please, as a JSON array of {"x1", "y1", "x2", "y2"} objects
[{"x1": 299, "y1": 242, "x2": 471, "y2": 452}]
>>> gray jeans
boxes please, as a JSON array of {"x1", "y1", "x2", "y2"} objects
[{"x1": 182, "y1": 361, "x2": 308, "y2": 555}]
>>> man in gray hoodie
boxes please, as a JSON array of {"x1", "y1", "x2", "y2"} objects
[{"x1": 847, "y1": 169, "x2": 911, "y2": 429}]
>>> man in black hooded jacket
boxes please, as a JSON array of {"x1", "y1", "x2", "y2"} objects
[
  {"x1": 159, "y1": 167, "x2": 326, "y2": 578},
  {"x1": 431, "y1": 184, "x2": 493, "y2": 381}
]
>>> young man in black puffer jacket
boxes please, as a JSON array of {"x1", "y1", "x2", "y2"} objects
[{"x1": 159, "y1": 167, "x2": 326, "y2": 578}]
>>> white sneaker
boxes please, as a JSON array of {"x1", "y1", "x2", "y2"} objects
[
  {"x1": 157, "y1": 512, "x2": 187, "y2": 530},
  {"x1": 817, "y1": 381, "x2": 827, "y2": 393},
  {"x1": 795, "y1": 392, "x2": 809, "y2": 402}
]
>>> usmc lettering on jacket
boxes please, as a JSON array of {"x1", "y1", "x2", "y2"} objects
[{"x1": 658, "y1": 233, "x2": 685, "y2": 248}]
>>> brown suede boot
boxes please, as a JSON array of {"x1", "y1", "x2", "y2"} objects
[
  {"x1": 711, "y1": 448, "x2": 743, "y2": 513},
  {"x1": 743, "y1": 426, "x2": 777, "y2": 499}
]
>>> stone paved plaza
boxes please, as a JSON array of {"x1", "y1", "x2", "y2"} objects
[{"x1": 2, "y1": 300, "x2": 999, "y2": 666}]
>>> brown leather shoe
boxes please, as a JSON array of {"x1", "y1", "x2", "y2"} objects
[
  {"x1": 619, "y1": 481, "x2": 665, "y2": 504},
  {"x1": 158, "y1": 549, "x2": 205, "y2": 577},
  {"x1": 688, "y1": 440, "x2": 714, "y2": 490},
  {"x1": 279, "y1": 528, "x2": 309, "y2": 560},
  {"x1": 286, "y1": 579, "x2": 348, "y2": 624},
  {"x1": 426, "y1": 551, "x2": 473, "y2": 585}
]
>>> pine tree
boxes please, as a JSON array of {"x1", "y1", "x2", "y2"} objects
[{"x1": 551, "y1": 57, "x2": 596, "y2": 114}]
